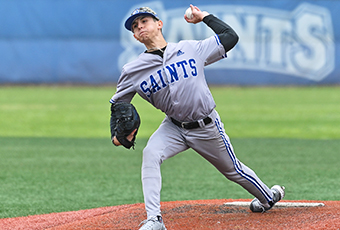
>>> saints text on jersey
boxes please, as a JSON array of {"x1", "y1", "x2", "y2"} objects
[{"x1": 140, "y1": 58, "x2": 197, "y2": 98}]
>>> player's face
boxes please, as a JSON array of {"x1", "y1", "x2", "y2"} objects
[{"x1": 132, "y1": 16, "x2": 162, "y2": 43}]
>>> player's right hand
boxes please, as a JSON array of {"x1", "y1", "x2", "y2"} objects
[{"x1": 184, "y1": 4, "x2": 210, "y2": 24}]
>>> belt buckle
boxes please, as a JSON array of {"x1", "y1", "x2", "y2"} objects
[{"x1": 181, "y1": 122, "x2": 189, "y2": 128}]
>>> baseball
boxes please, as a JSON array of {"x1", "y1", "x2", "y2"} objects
[{"x1": 185, "y1": 7, "x2": 193, "y2": 19}]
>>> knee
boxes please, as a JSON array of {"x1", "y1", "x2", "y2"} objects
[{"x1": 142, "y1": 145, "x2": 164, "y2": 169}]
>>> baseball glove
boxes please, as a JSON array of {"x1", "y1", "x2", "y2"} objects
[{"x1": 110, "y1": 102, "x2": 140, "y2": 149}]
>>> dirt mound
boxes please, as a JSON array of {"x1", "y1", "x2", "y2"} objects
[{"x1": 1, "y1": 199, "x2": 339, "y2": 230}]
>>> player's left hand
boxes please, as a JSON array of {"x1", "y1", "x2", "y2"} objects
[
  {"x1": 184, "y1": 4, "x2": 210, "y2": 24},
  {"x1": 110, "y1": 102, "x2": 140, "y2": 149},
  {"x1": 112, "y1": 129, "x2": 137, "y2": 146}
]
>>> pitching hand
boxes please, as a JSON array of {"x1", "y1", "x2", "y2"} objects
[{"x1": 184, "y1": 5, "x2": 210, "y2": 24}]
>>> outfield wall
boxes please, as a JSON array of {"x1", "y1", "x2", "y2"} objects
[{"x1": 0, "y1": 0, "x2": 339, "y2": 85}]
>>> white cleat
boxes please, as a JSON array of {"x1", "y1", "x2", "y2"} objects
[
  {"x1": 139, "y1": 215, "x2": 167, "y2": 230},
  {"x1": 250, "y1": 185, "x2": 285, "y2": 213}
]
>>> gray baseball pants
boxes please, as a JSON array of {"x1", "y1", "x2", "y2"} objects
[{"x1": 142, "y1": 109, "x2": 273, "y2": 218}]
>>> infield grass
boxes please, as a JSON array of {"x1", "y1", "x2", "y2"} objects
[{"x1": 0, "y1": 85, "x2": 339, "y2": 218}]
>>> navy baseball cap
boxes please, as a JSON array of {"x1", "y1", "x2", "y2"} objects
[{"x1": 125, "y1": 7, "x2": 160, "y2": 31}]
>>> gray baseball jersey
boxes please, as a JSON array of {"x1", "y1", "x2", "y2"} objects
[
  {"x1": 110, "y1": 34, "x2": 273, "y2": 219},
  {"x1": 110, "y1": 35, "x2": 226, "y2": 122}
]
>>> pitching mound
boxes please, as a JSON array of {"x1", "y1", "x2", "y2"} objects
[{"x1": 1, "y1": 199, "x2": 339, "y2": 229}]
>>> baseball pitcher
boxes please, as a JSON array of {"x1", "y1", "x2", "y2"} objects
[{"x1": 109, "y1": 5, "x2": 285, "y2": 230}]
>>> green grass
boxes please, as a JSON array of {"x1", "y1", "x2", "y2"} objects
[
  {"x1": 0, "y1": 137, "x2": 144, "y2": 218},
  {"x1": 0, "y1": 86, "x2": 339, "y2": 139},
  {"x1": 0, "y1": 85, "x2": 339, "y2": 218},
  {"x1": 212, "y1": 86, "x2": 340, "y2": 139},
  {"x1": 0, "y1": 85, "x2": 164, "y2": 138},
  {"x1": 0, "y1": 136, "x2": 339, "y2": 218}
]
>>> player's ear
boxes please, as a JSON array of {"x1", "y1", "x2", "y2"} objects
[
  {"x1": 157, "y1": 20, "x2": 163, "y2": 30},
  {"x1": 133, "y1": 34, "x2": 140, "y2": 42}
]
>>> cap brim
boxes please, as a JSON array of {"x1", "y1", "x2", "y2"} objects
[{"x1": 125, "y1": 12, "x2": 157, "y2": 31}]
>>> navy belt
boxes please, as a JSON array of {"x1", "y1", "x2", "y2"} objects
[{"x1": 170, "y1": 117, "x2": 212, "y2": 129}]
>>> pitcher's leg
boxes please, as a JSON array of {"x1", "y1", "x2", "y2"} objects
[
  {"x1": 187, "y1": 111, "x2": 273, "y2": 205},
  {"x1": 142, "y1": 118, "x2": 188, "y2": 218}
]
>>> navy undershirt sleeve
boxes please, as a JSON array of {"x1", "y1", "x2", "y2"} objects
[
  {"x1": 147, "y1": 14, "x2": 238, "y2": 58},
  {"x1": 203, "y1": 14, "x2": 239, "y2": 52}
]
